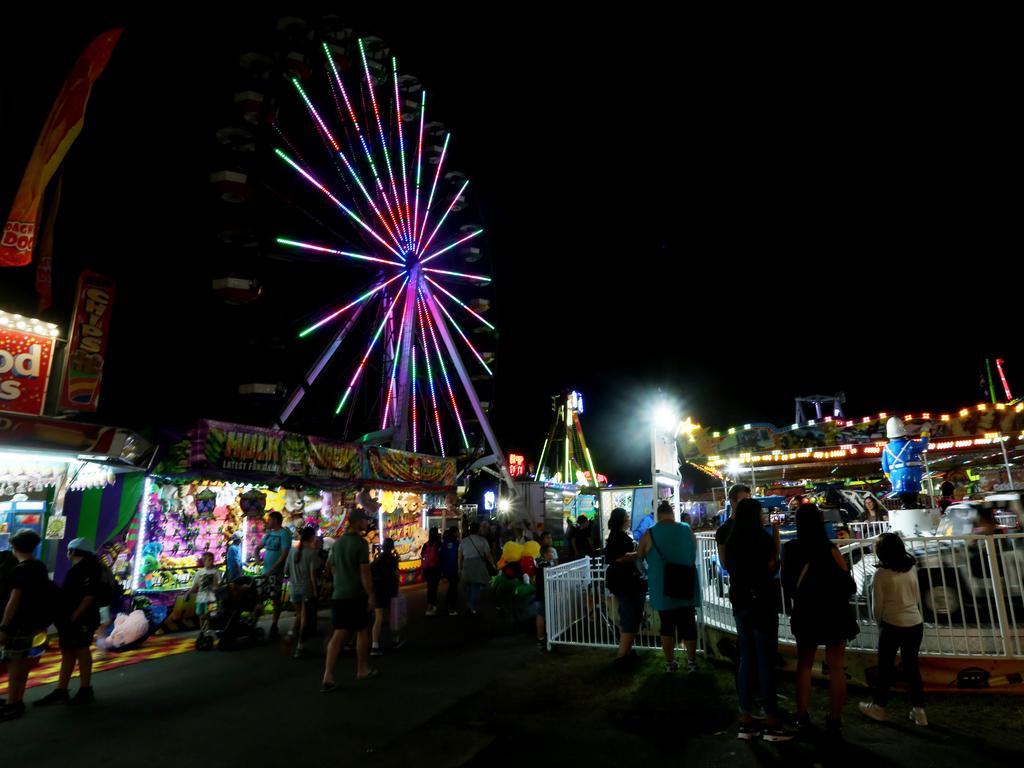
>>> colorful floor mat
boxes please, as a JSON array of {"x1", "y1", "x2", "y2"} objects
[{"x1": 0, "y1": 634, "x2": 195, "y2": 696}]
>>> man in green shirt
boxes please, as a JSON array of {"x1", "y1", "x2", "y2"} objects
[{"x1": 321, "y1": 509, "x2": 376, "y2": 691}]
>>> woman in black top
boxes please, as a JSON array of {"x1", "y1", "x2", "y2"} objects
[
  {"x1": 725, "y1": 498, "x2": 791, "y2": 741},
  {"x1": 36, "y1": 537, "x2": 103, "y2": 707},
  {"x1": 604, "y1": 508, "x2": 645, "y2": 663},
  {"x1": 371, "y1": 538, "x2": 401, "y2": 653},
  {"x1": 781, "y1": 504, "x2": 856, "y2": 733}
]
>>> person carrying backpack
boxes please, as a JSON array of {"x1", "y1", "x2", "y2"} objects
[
  {"x1": 0, "y1": 529, "x2": 57, "y2": 720},
  {"x1": 421, "y1": 528, "x2": 443, "y2": 616},
  {"x1": 36, "y1": 537, "x2": 104, "y2": 707}
]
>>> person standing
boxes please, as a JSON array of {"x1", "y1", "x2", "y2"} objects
[
  {"x1": 0, "y1": 530, "x2": 54, "y2": 721},
  {"x1": 421, "y1": 528, "x2": 443, "y2": 616},
  {"x1": 260, "y1": 511, "x2": 292, "y2": 639},
  {"x1": 371, "y1": 538, "x2": 401, "y2": 654},
  {"x1": 638, "y1": 501, "x2": 700, "y2": 674},
  {"x1": 725, "y1": 499, "x2": 793, "y2": 741},
  {"x1": 285, "y1": 526, "x2": 319, "y2": 659},
  {"x1": 860, "y1": 533, "x2": 927, "y2": 726},
  {"x1": 322, "y1": 509, "x2": 377, "y2": 691},
  {"x1": 604, "y1": 507, "x2": 646, "y2": 664},
  {"x1": 225, "y1": 531, "x2": 243, "y2": 583},
  {"x1": 571, "y1": 515, "x2": 596, "y2": 560},
  {"x1": 458, "y1": 522, "x2": 495, "y2": 616},
  {"x1": 36, "y1": 538, "x2": 102, "y2": 707},
  {"x1": 440, "y1": 527, "x2": 461, "y2": 615},
  {"x1": 716, "y1": 484, "x2": 751, "y2": 566},
  {"x1": 782, "y1": 504, "x2": 857, "y2": 734}
]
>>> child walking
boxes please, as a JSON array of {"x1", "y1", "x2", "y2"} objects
[{"x1": 860, "y1": 533, "x2": 927, "y2": 726}]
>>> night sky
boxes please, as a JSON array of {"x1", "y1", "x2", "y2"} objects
[{"x1": 1, "y1": 10, "x2": 1017, "y2": 486}]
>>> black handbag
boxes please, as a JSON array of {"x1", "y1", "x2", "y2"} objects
[{"x1": 649, "y1": 528, "x2": 695, "y2": 600}]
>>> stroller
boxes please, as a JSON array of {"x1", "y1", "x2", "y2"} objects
[{"x1": 198, "y1": 575, "x2": 273, "y2": 651}]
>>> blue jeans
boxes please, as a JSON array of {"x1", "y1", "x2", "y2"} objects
[
  {"x1": 734, "y1": 604, "x2": 779, "y2": 716},
  {"x1": 466, "y1": 582, "x2": 484, "y2": 611}
]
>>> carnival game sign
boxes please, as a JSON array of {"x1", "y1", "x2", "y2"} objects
[
  {"x1": 0, "y1": 325, "x2": 56, "y2": 415},
  {"x1": 364, "y1": 447, "x2": 457, "y2": 490},
  {"x1": 194, "y1": 420, "x2": 287, "y2": 474},
  {"x1": 59, "y1": 271, "x2": 115, "y2": 411},
  {"x1": 307, "y1": 437, "x2": 359, "y2": 481}
]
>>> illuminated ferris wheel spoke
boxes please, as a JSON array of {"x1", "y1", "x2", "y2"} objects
[
  {"x1": 419, "y1": 291, "x2": 469, "y2": 450},
  {"x1": 417, "y1": 132, "x2": 449, "y2": 246},
  {"x1": 423, "y1": 267, "x2": 491, "y2": 283},
  {"x1": 323, "y1": 43, "x2": 404, "y2": 245},
  {"x1": 420, "y1": 228, "x2": 483, "y2": 266},
  {"x1": 419, "y1": 180, "x2": 469, "y2": 257},
  {"x1": 358, "y1": 38, "x2": 408, "y2": 246},
  {"x1": 424, "y1": 276, "x2": 495, "y2": 330},
  {"x1": 335, "y1": 277, "x2": 409, "y2": 415},
  {"x1": 425, "y1": 289, "x2": 493, "y2": 376},
  {"x1": 411, "y1": 90, "x2": 426, "y2": 252},
  {"x1": 275, "y1": 148, "x2": 403, "y2": 259},
  {"x1": 411, "y1": 344, "x2": 419, "y2": 452},
  {"x1": 415, "y1": 294, "x2": 446, "y2": 457},
  {"x1": 392, "y1": 57, "x2": 413, "y2": 251},
  {"x1": 381, "y1": 309, "x2": 406, "y2": 430},
  {"x1": 292, "y1": 77, "x2": 340, "y2": 151},
  {"x1": 300, "y1": 272, "x2": 405, "y2": 338},
  {"x1": 334, "y1": 147, "x2": 404, "y2": 254},
  {"x1": 276, "y1": 238, "x2": 405, "y2": 268}
]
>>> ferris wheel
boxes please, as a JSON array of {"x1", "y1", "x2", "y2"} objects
[{"x1": 234, "y1": 28, "x2": 511, "y2": 485}]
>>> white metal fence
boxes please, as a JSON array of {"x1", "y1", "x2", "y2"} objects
[{"x1": 545, "y1": 532, "x2": 1024, "y2": 659}]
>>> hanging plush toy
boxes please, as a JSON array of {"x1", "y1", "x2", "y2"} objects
[{"x1": 882, "y1": 417, "x2": 930, "y2": 509}]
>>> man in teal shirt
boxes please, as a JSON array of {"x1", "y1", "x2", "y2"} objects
[
  {"x1": 321, "y1": 509, "x2": 376, "y2": 691},
  {"x1": 638, "y1": 501, "x2": 701, "y2": 673},
  {"x1": 260, "y1": 511, "x2": 292, "y2": 639}
]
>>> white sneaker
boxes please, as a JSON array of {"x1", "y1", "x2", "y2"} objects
[
  {"x1": 909, "y1": 707, "x2": 928, "y2": 726},
  {"x1": 425, "y1": 606, "x2": 437, "y2": 616},
  {"x1": 859, "y1": 702, "x2": 886, "y2": 722}
]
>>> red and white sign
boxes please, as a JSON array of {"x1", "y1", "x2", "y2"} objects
[
  {"x1": 59, "y1": 271, "x2": 115, "y2": 412},
  {"x1": 508, "y1": 452, "x2": 526, "y2": 479},
  {"x1": 0, "y1": 319, "x2": 57, "y2": 416}
]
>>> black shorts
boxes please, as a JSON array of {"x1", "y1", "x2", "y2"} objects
[
  {"x1": 659, "y1": 606, "x2": 697, "y2": 641},
  {"x1": 331, "y1": 598, "x2": 372, "y2": 631},
  {"x1": 58, "y1": 622, "x2": 97, "y2": 650}
]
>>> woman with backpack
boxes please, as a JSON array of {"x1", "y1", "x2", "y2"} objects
[
  {"x1": 782, "y1": 504, "x2": 858, "y2": 734},
  {"x1": 36, "y1": 537, "x2": 105, "y2": 707},
  {"x1": 859, "y1": 533, "x2": 928, "y2": 726},
  {"x1": 421, "y1": 528, "x2": 443, "y2": 616}
]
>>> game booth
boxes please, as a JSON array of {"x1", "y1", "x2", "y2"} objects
[{"x1": 131, "y1": 420, "x2": 457, "y2": 631}]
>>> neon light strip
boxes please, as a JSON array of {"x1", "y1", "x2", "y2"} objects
[
  {"x1": 996, "y1": 358, "x2": 1013, "y2": 400},
  {"x1": 411, "y1": 345, "x2": 418, "y2": 453},
  {"x1": 418, "y1": 133, "x2": 449, "y2": 244},
  {"x1": 393, "y1": 57, "x2": 411, "y2": 251},
  {"x1": 423, "y1": 267, "x2": 491, "y2": 282},
  {"x1": 336, "y1": 277, "x2": 409, "y2": 414},
  {"x1": 275, "y1": 148, "x2": 402, "y2": 259},
  {"x1": 419, "y1": 180, "x2": 469, "y2": 257},
  {"x1": 323, "y1": 43, "x2": 403, "y2": 245},
  {"x1": 276, "y1": 238, "x2": 405, "y2": 268},
  {"x1": 412, "y1": 91, "x2": 426, "y2": 252},
  {"x1": 428, "y1": 291, "x2": 493, "y2": 375},
  {"x1": 424, "y1": 276, "x2": 495, "y2": 329},
  {"x1": 291, "y1": 77, "x2": 339, "y2": 151},
  {"x1": 381, "y1": 310, "x2": 406, "y2": 430},
  {"x1": 334, "y1": 147, "x2": 404, "y2": 254},
  {"x1": 420, "y1": 291, "x2": 469, "y2": 449},
  {"x1": 300, "y1": 272, "x2": 404, "y2": 337},
  {"x1": 415, "y1": 294, "x2": 445, "y2": 456},
  {"x1": 359, "y1": 38, "x2": 407, "y2": 244},
  {"x1": 420, "y1": 228, "x2": 483, "y2": 266}
]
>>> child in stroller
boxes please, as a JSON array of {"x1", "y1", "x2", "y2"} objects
[{"x1": 199, "y1": 574, "x2": 274, "y2": 650}]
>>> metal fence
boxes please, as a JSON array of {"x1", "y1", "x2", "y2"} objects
[
  {"x1": 846, "y1": 521, "x2": 892, "y2": 539},
  {"x1": 545, "y1": 532, "x2": 1024, "y2": 659}
]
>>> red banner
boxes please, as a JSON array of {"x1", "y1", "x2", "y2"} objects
[
  {"x1": 59, "y1": 271, "x2": 115, "y2": 411},
  {"x1": 0, "y1": 325, "x2": 57, "y2": 416},
  {"x1": 0, "y1": 29, "x2": 122, "y2": 267}
]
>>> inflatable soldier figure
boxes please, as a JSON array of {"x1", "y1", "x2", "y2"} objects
[{"x1": 882, "y1": 417, "x2": 930, "y2": 509}]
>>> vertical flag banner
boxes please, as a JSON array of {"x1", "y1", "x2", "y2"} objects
[
  {"x1": 59, "y1": 271, "x2": 115, "y2": 412},
  {"x1": 0, "y1": 28, "x2": 122, "y2": 267}
]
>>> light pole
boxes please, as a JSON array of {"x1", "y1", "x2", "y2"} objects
[{"x1": 651, "y1": 402, "x2": 682, "y2": 521}]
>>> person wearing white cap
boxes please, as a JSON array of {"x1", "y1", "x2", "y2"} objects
[
  {"x1": 882, "y1": 417, "x2": 931, "y2": 510},
  {"x1": 35, "y1": 537, "x2": 102, "y2": 707}
]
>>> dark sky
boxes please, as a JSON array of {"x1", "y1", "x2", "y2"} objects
[{"x1": 1, "y1": 9, "x2": 1017, "y2": 486}]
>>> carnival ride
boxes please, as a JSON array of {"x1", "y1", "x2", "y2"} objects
[
  {"x1": 534, "y1": 391, "x2": 602, "y2": 486},
  {"x1": 210, "y1": 18, "x2": 510, "y2": 488}
]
